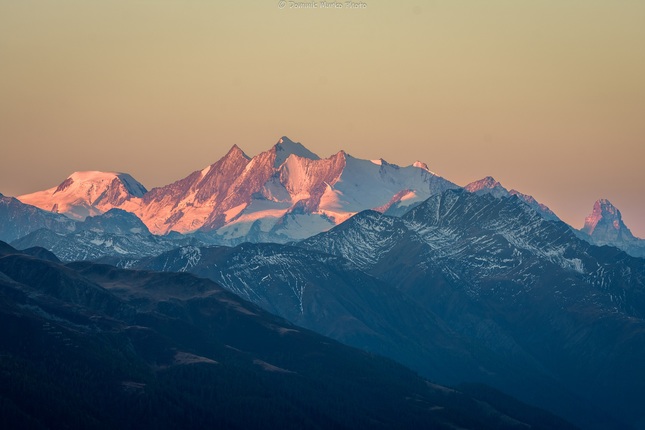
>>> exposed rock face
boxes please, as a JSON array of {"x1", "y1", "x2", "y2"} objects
[
  {"x1": 465, "y1": 176, "x2": 559, "y2": 221},
  {"x1": 300, "y1": 189, "x2": 645, "y2": 429},
  {"x1": 582, "y1": 199, "x2": 631, "y2": 239}
]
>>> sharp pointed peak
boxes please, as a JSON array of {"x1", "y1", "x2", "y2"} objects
[
  {"x1": 589, "y1": 199, "x2": 621, "y2": 219},
  {"x1": 274, "y1": 136, "x2": 315, "y2": 153},
  {"x1": 465, "y1": 176, "x2": 505, "y2": 192},
  {"x1": 594, "y1": 198, "x2": 617, "y2": 210},
  {"x1": 226, "y1": 144, "x2": 250, "y2": 160},
  {"x1": 582, "y1": 198, "x2": 636, "y2": 239},
  {"x1": 480, "y1": 176, "x2": 501, "y2": 185},
  {"x1": 277, "y1": 136, "x2": 294, "y2": 145},
  {"x1": 273, "y1": 136, "x2": 320, "y2": 167}
]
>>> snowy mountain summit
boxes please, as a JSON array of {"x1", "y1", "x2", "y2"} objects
[
  {"x1": 17, "y1": 137, "x2": 457, "y2": 243},
  {"x1": 18, "y1": 171, "x2": 146, "y2": 220},
  {"x1": 274, "y1": 136, "x2": 320, "y2": 166},
  {"x1": 137, "y1": 136, "x2": 458, "y2": 241}
]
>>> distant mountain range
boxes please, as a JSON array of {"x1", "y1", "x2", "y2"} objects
[
  {"x1": 15, "y1": 137, "x2": 458, "y2": 241},
  {"x1": 4, "y1": 204, "x2": 202, "y2": 261},
  {"x1": 6, "y1": 136, "x2": 642, "y2": 256}
]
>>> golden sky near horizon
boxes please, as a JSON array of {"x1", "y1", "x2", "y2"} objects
[{"x1": 1, "y1": 0, "x2": 644, "y2": 235}]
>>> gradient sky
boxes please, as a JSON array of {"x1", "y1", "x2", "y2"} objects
[{"x1": 1, "y1": 0, "x2": 644, "y2": 235}]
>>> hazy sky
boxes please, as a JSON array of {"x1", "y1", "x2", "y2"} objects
[{"x1": 1, "y1": 1, "x2": 644, "y2": 235}]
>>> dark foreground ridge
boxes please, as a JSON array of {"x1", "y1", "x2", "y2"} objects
[{"x1": 0, "y1": 241, "x2": 577, "y2": 429}]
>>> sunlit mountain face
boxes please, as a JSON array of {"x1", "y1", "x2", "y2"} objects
[{"x1": 15, "y1": 137, "x2": 458, "y2": 242}]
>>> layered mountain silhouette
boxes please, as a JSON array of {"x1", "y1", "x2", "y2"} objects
[
  {"x1": 94, "y1": 190, "x2": 645, "y2": 429},
  {"x1": 2, "y1": 136, "x2": 645, "y2": 430},
  {"x1": 0, "y1": 241, "x2": 577, "y2": 429},
  {"x1": 97, "y1": 242, "x2": 513, "y2": 387},
  {"x1": 299, "y1": 190, "x2": 645, "y2": 429},
  {"x1": 10, "y1": 209, "x2": 201, "y2": 261}
]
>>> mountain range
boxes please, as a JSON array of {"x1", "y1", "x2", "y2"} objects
[
  {"x1": 14, "y1": 137, "x2": 457, "y2": 242},
  {"x1": 0, "y1": 241, "x2": 578, "y2": 429},
  {"x1": 300, "y1": 190, "x2": 645, "y2": 427},
  {"x1": 2, "y1": 136, "x2": 645, "y2": 429},
  {"x1": 9, "y1": 208, "x2": 203, "y2": 262},
  {"x1": 96, "y1": 189, "x2": 645, "y2": 429},
  {"x1": 8, "y1": 137, "x2": 643, "y2": 256}
]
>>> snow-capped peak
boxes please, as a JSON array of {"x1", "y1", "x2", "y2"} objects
[
  {"x1": 14, "y1": 137, "x2": 458, "y2": 240},
  {"x1": 464, "y1": 176, "x2": 510, "y2": 200},
  {"x1": 18, "y1": 171, "x2": 147, "y2": 220},
  {"x1": 274, "y1": 136, "x2": 320, "y2": 167},
  {"x1": 465, "y1": 176, "x2": 504, "y2": 193},
  {"x1": 48, "y1": 171, "x2": 145, "y2": 196}
]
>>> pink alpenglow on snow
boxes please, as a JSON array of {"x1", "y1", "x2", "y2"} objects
[
  {"x1": 18, "y1": 171, "x2": 146, "y2": 220},
  {"x1": 15, "y1": 137, "x2": 457, "y2": 242}
]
